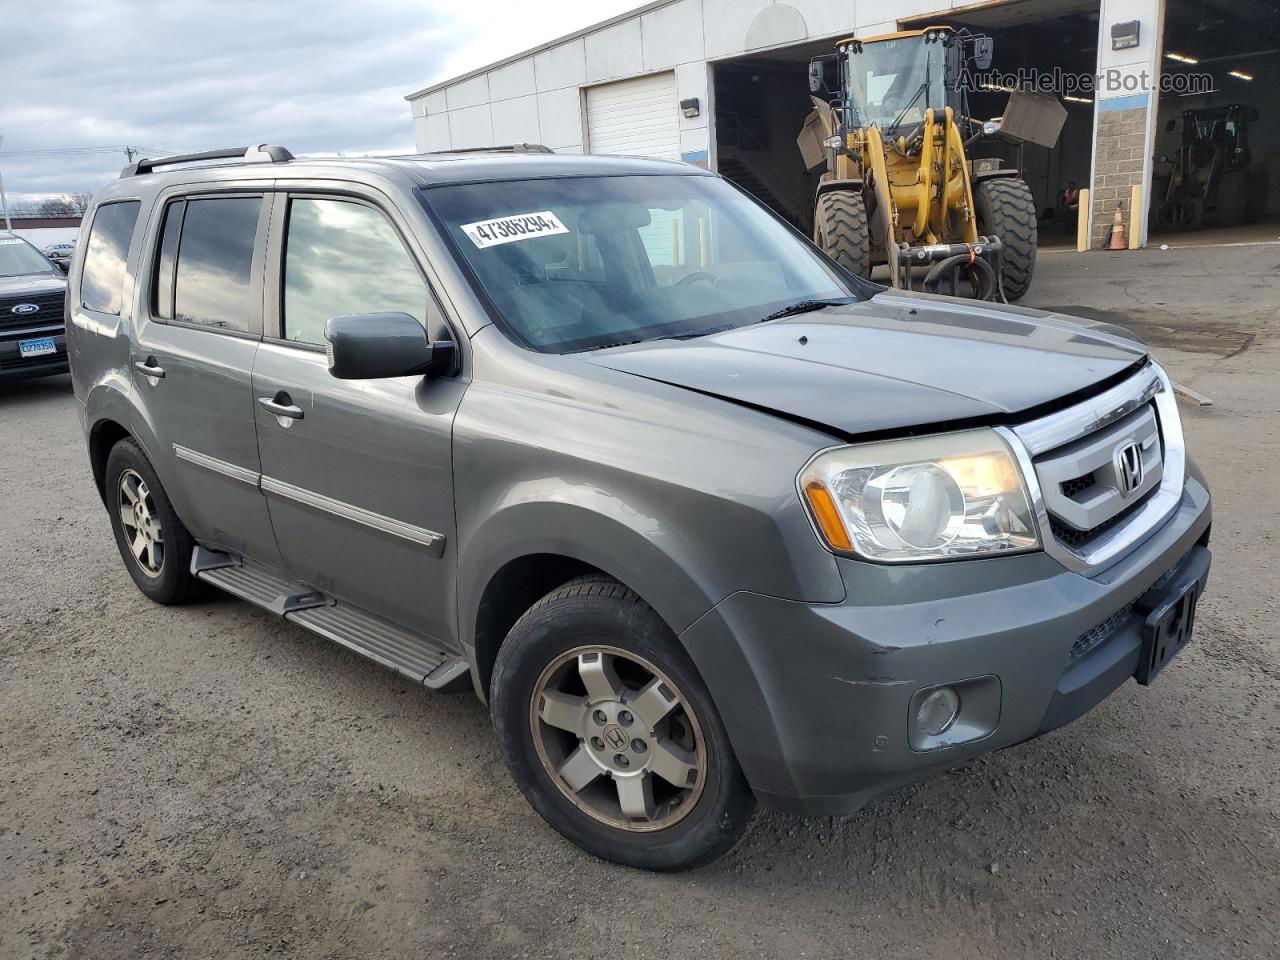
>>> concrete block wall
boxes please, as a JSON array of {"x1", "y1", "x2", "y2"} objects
[{"x1": 1091, "y1": 101, "x2": 1150, "y2": 247}]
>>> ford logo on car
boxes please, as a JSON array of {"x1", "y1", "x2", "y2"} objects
[{"x1": 11, "y1": 303, "x2": 39, "y2": 315}]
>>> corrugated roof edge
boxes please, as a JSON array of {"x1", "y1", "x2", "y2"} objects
[{"x1": 403, "y1": 0, "x2": 679, "y2": 102}]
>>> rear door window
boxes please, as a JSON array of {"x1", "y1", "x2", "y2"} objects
[
  {"x1": 171, "y1": 196, "x2": 262, "y2": 332},
  {"x1": 80, "y1": 201, "x2": 141, "y2": 315}
]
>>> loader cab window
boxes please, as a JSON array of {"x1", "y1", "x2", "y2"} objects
[{"x1": 849, "y1": 36, "x2": 949, "y2": 130}]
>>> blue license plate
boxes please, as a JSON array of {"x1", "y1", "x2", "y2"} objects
[{"x1": 19, "y1": 337, "x2": 57, "y2": 358}]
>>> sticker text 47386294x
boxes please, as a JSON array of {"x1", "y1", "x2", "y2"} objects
[{"x1": 460, "y1": 211, "x2": 570, "y2": 249}]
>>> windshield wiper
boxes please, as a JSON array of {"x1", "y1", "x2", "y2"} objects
[{"x1": 759, "y1": 297, "x2": 857, "y2": 323}]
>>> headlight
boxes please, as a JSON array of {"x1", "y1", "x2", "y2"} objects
[{"x1": 799, "y1": 428, "x2": 1039, "y2": 562}]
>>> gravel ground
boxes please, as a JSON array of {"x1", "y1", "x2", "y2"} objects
[{"x1": 2, "y1": 243, "x2": 1277, "y2": 959}]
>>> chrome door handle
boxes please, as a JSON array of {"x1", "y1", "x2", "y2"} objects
[
  {"x1": 257, "y1": 395, "x2": 304, "y2": 420},
  {"x1": 134, "y1": 359, "x2": 165, "y2": 379}
]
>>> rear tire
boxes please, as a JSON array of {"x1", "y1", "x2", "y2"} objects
[
  {"x1": 104, "y1": 438, "x2": 204, "y2": 605},
  {"x1": 814, "y1": 189, "x2": 871, "y2": 279},
  {"x1": 491, "y1": 574, "x2": 756, "y2": 871},
  {"x1": 975, "y1": 177, "x2": 1037, "y2": 301}
]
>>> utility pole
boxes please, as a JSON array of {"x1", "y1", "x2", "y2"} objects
[
  {"x1": 125, "y1": 145, "x2": 137, "y2": 163},
  {"x1": 0, "y1": 135, "x2": 12, "y2": 232}
]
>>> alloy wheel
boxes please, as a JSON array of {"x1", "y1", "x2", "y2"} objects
[
  {"x1": 117, "y1": 468, "x2": 164, "y2": 577},
  {"x1": 529, "y1": 645, "x2": 707, "y2": 832}
]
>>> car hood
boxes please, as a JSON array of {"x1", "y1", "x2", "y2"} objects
[
  {"x1": 0, "y1": 272, "x2": 66, "y2": 298},
  {"x1": 584, "y1": 291, "x2": 1148, "y2": 438}
]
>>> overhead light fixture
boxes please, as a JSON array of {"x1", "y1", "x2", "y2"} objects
[
  {"x1": 1064, "y1": 95, "x2": 1094, "y2": 103},
  {"x1": 1228, "y1": 70, "x2": 1254, "y2": 81},
  {"x1": 1166, "y1": 52, "x2": 1199, "y2": 64}
]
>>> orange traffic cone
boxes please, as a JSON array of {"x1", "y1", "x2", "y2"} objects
[{"x1": 1108, "y1": 204, "x2": 1128, "y2": 250}]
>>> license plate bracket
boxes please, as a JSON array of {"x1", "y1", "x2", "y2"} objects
[
  {"x1": 18, "y1": 336, "x2": 57, "y2": 359},
  {"x1": 1136, "y1": 574, "x2": 1204, "y2": 685}
]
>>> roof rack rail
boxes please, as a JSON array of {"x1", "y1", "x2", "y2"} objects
[
  {"x1": 121, "y1": 144, "x2": 294, "y2": 178},
  {"x1": 426, "y1": 143, "x2": 555, "y2": 155}
]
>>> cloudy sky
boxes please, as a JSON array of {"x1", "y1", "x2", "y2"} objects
[{"x1": 1, "y1": 0, "x2": 646, "y2": 204}]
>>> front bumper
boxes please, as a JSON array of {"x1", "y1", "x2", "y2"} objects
[
  {"x1": 681, "y1": 470, "x2": 1211, "y2": 815},
  {"x1": 0, "y1": 325, "x2": 69, "y2": 381}
]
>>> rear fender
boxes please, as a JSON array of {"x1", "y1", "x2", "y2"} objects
[{"x1": 83, "y1": 375, "x2": 136, "y2": 504}]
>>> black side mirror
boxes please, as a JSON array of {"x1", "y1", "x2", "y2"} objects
[
  {"x1": 324, "y1": 312, "x2": 455, "y2": 380},
  {"x1": 808, "y1": 60, "x2": 824, "y2": 94},
  {"x1": 808, "y1": 55, "x2": 840, "y2": 96},
  {"x1": 973, "y1": 36, "x2": 994, "y2": 71}
]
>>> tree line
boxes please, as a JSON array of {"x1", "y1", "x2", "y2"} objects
[{"x1": 5, "y1": 193, "x2": 93, "y2": 218}]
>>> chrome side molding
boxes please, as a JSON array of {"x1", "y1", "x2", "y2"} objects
[
  {"x1": 172, "y1": 444, "x2": 446, "y2": 556},
  {"x1": 259, "y1": 476, "x2": 446, "y2": 556},
  {"x1": 173, "y1": 444, "x2": 260, "y2": 486}
]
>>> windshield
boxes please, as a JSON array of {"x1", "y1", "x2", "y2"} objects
[
  {"x1": 0, "y1": 237, "x2": 56, "y2": 278},
  {"x1": 419, "y1": 175, "x2": 863, "y2": 353},
  {"x1": 848, "y1": 36, "x2": 947, "y2": 130}
]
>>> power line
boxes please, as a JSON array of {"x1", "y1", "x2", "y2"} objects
[{"x1": 0, "y1": 145, "x2": 181, "y2": 159}]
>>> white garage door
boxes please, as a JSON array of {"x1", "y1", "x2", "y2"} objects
[{"x1": 585, "y1": 72, "x2": 680, "y2": 160}]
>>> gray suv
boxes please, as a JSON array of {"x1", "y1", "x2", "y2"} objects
[{"x1": 67, "y1": 145, "x2": 1211, "y2": 871}]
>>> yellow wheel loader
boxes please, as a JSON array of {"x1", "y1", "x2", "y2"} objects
[{"x1": 803, "y1": 27, "x2": 1064, "y2": 301}]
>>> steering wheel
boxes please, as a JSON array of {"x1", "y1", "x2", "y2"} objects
[{"x1": 675, "y1": 271, "x2": 719, "y2": 287}]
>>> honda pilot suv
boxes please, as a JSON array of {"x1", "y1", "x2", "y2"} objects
[{"x1": 67, "y1": 145, "x2": 1211, "y2": 871}]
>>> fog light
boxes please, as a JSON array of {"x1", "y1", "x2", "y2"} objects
[{"x1": 915, "y1": 687, "x2": 960, "y2": 737}]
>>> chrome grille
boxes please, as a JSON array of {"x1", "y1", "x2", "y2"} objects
[
  {"x1": 1035, "y1": 402, "x2": 1163, "y2": 543},
  {"x1": 1002, "y1": 363, "x2": 1187, "y2": 575},
  {"x1": 1049, "y1": 497, "x2": 1147, "y2": 549}
]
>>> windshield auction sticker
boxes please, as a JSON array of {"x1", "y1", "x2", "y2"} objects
[{"x1": 461, "y1": 211, "x2": 569, "y2": 249}]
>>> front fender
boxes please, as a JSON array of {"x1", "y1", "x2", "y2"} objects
[{"x1": 456, "y1": 484, "x2": 721, "y2": 655}]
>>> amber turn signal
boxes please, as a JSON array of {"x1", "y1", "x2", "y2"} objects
[{"x1": 803, "y1": 479, "x2": 853, "y2": 551}]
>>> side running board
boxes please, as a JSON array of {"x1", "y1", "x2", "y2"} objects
[{"x1": 191, "y1": 546, "x2": 471, "y2": 691}]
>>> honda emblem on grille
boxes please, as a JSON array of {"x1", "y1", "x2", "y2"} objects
[
  {"x1": 11, "y1": 303, "x2": 39, "y2": 315},
  {"x1": 1114, "y1": 441, "x2": 1145, "y2": 497}
]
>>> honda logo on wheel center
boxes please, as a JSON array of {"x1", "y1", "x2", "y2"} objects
[{"x1": 603, "y1": 724, "x2": 628, "y2": 750}]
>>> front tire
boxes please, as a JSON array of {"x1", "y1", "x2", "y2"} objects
[
  {"x1": 814, "y1": 188, "x2": 872, "y2": 279},
  {"x1": 975, "y1": 177, "x2": 1038, "y2": 301},
  {"x1": 104, "y1": 438, "x2": 204, "y2": 605},
  {"x1": 491, "y1": 575, "x2": 755, "y2": 871}
]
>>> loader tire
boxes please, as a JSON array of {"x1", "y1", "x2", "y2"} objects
[
  {"x1": 975, "y1": 177, "x2": 1037, "y2": 301},
  {"x1": 814, "y1": 189, "x2": 871, "y2": 280}
]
